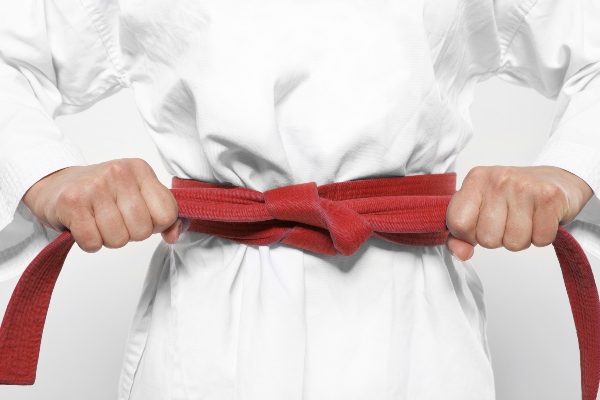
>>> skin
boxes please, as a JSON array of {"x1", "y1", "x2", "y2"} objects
[
  {"x1": 22, "y1": 158, "x2": 187, "y2": 251},
  {"x1": 22, "y1": 159, "x2": 593, "y2": 259},
  {"x1": 445, "y1": 165, "x2": 594, "y2": 261}
]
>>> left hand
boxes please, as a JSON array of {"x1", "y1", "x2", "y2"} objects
[{"x1": 445, "y1": 165, "x2": 594, "y2": 261}]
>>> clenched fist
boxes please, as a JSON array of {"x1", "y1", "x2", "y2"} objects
[
  {"x1": 22, "y1": 158, "x2": 189, "y2": 252},
  {"x1": 446, "y1": 165, "x2": 594, "y2": 261}
]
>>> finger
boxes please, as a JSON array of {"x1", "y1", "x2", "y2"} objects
[
  {"x1": 134, "y1": 166, "x2": 178, "y2": 234},
  {"x1": 68, "y1": 206, "x2": 103, "y2": 253},
  {"x1": 114, "y1": 174, "x2": 154, "y2": 242},
  {"x1": 161, "y1": 219, "x2": 182, "y2": 244},
  {"x1": 446, "y1": 186, "x2": 483, "y2": 246},
  {"x1": 92, "y1": 191, "x2": 130, "y2": 249},
  {"x1": 161, "y1": 217, "x2": 192, "y2": 244},
  {"x1": 475, "y1": 194, "x2": 508, "y2": 249},
  {"x1": 503, "y1": 199, "x2": 533, "y2": 252},
  {"x1": 446, "y1": 233, "x2": 475, "y2": 261},
  {"x1": 531, "y1": 202, "x2": 560, "y2": 247},
  {"x1": 142, "y1": 181, "x2": 178, "y2": 233}
]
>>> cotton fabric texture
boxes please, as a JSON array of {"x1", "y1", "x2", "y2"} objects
[{"x1": 1, "y1": 0, "x2": 600, "y2": 399}]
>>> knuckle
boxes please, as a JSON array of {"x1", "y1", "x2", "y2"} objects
[
  {"x1": 58, "y1": 187, "x2": 86, "y2": 207},
  {"x1": 105, "y1": 159, "x2": 132, "y2": 180},
  {"x1": 79, "y1": 239, "x2": 102, "y2": 253},
  {"x1": 538, "y1": 183, "x2": 562, "y2": 204},
  {"x1": 80, "y1": 176, "x2": 106, "y2": 196},
  {"x1": 477, "y1": 233, "x2": 501, "y2": 249},
  {"x1": 468, "y1": 166, "x2": 486, "y2": 178},
  {"x1": 447, "y1": 215, "x2": 474, "y2": 235},
  {"x1": 514, "y1": 176, "x2": 532, "y2": 195},
  {"x1": 105, "y1": 233, "x2": 130, "y2": 249},
  {"x1": 130, "y1": 158, "x2": 155, "y2": 177},
  {"x1": 129, "y1": 158, "x2": 151, "y2": 169},
  {"x1": 503, "y1": 238, "x2": 531, "y2": 252},
  {"x1": 490, "y1": 167, "x2": 515, "y2": 191},
  {"x1": 153, "y1": 208, "x2": 178, "y2": 227},
  {"x1": 73, "y1": 230, "x2": 103, "y2": 253},
  {"x1": 465, "y1": 166, "x2": 487, "y2": 183},
  {"x1": 130, "y1": 225, "x2": 153, "y2": 241},
  {"x1": 68, "y1": 206, "x2": 90, "y2": 225}
]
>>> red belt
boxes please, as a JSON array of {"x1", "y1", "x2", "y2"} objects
[{"x1": 0, "y1": 173, "x2": 598, "y2": 398}]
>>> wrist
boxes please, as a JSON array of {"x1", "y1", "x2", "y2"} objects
[
  {"x1": 555, "y1": 167, "x2": 594, "y2": 204},
  {"x1": 22, "y1": 167, "x2": 71, "y2": 221},
  {"x1": 543, "y1": 166, "x2": 594, "y2": 225}
]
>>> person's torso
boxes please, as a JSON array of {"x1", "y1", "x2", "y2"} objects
[{"x1": 114, "y1": 0, "x2": 502, "y2": 190}]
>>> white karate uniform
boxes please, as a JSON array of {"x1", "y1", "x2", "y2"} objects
[{"x1": 1, "y1": 0, "x2": 600, "y2": 398}]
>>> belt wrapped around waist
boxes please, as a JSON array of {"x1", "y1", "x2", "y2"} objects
[{"x1": 0, "y1": 173, "x2": 598, "y2": 399}]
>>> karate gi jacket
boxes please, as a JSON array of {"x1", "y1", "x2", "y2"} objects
[{"x1": 1, "y1": 0, "x2": 600, "y2": 399}]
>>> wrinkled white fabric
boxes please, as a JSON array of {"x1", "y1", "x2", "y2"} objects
[{"x1": 1, "y1": 0, "x2": 600, "y2": 398}]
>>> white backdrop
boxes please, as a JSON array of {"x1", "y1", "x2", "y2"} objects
[{"x1": 0, "y1": 76, "x2": 598, "y2": 399}]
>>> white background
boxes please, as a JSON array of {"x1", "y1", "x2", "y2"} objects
[{"x1": 1, "y1": 76, "x2": 598, "y2": 399}]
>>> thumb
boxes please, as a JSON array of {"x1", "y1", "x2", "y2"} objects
[
  {"x1": 161, "y1": 217, "x2": 191, "y2": 244},
  {"x1": 446, "y1": 233, "x2": 475, "y2": 261}
]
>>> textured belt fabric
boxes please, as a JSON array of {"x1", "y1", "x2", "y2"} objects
[{"x1": 0, "y1": 173, "x2": 598, "y2": 399}]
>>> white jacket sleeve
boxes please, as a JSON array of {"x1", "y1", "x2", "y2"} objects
[
  {"x1": 0, "y1": 0, "x2": 125, "y2": 281},
  {"x1": 493, "y1": 0, "x2": 600, "y2": 259}
]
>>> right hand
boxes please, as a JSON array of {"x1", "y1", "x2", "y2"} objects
[{"x1": 22, "y1": 158, "x2": 188, "y2": 252}]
